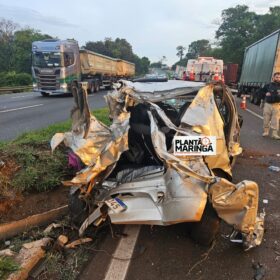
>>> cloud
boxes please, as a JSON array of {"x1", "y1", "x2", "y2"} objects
[
  {"x1": 0, "y1": 4, "x2": 78, "y2": 28},
  {"x1": 0, "y1": 0, "x2": 279, "y2": 65}
]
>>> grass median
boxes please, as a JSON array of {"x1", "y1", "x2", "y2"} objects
[{"x1": 0, "y1": 108, "x2": 110, "y2": 196}]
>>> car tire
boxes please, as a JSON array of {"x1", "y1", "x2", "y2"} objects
[
  {"x1": 189, "y1": 202, "x2": 221, "y2": 246},
  {"x1": 68, "y1": 187, "x2": 89, "y2": 228},
  {"x1": 41, "y1": 92, "x2": 49, "y2": 97},
  {"x1": 190, "y1": 202, "x2": 221, "y2": 246}
]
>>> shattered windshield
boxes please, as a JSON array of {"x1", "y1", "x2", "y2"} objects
[{"x1": 32, "y1": 51, "x2": 62, "y2": 67}]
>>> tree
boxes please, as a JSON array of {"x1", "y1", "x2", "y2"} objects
[
  {"x1": 215, "y1": 5, "x2": 258, "y2": 64},
  {"x1": 255, "y1": 6, "x2": 280, "y2": 40},
  {"x1": 176, "y1": 46, "x2": 185, "y2": 61},
  {"x1": 0, "y1": 19, "x2": 18, "y2": 72},
  {"x1": 133, "y1": 55, "x2": 150, "y2": 75},
  {"x1": 84, "y1": 40, "x2": 112, "y2": 56},
  {"x1": 187, "y1": 39, "x2": 211, "y2": 59},
  {"x1": 150, "y1": 61, "x2": 162, "y2": 68},
  {"x1": 84, "y1": 37, "x2": 134, "y2": 62},
  {"x1": 0, "y1": 19, "x2": 52, "y2": 74},
  {"x1": 171, "y1": 57, "x2": 188, "y2": 70},
  {"x1": 13, "y1": 28, "x2": 52, "y2": 73}
]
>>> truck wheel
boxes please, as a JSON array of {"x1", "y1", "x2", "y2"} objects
[
  {"x1": 94, "y1": 82, "x2": 100, "y2": 92},
  {"x1": 89, "y1": 82, "x2": 95, "y2": 94},
  {"x1": 189, "y1": 202, "x2": 221, "y2": 246},
  {"x1": 253, "y1": 94, "x2": 261, "y2": 105},
  {"x1": 41, "y1": 92, "x2": 49, "y2": 97},
  {"x1": 70, "y1": 84, "x2": 78, "y2": 97},
  {"x1": 249, "y1": 92, "x2": 254, "y2": 103},
  {"x1": 69, "y1": 187, "x2": 89, "y2": 228}
]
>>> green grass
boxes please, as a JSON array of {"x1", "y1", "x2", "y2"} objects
[
  {"x1": 0, "y1": 256, "x2": 20, "y2": 279},
  {"x1": 0, "y1": 108, "x2": 110, "y2": 194}
]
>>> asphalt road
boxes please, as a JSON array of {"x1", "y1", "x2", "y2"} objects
[
  {"x1": 80, "y1": 96, "x2": 280, "y2": 280},
  {"x1": 0, "y1": 91, "x2": 107, "y2": 141}
]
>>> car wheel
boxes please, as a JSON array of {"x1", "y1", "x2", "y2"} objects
[
  {"x1": 41, "y1": 92, "x2": 49, "y2": 97},
  {"x1": 69, "y1": 187, "x2": 89, "y2": 228},
  {"x1": 189, "y1": 202, "x2": 221, "y2": 246}
]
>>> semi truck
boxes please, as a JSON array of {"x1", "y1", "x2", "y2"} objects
[
  {"x1": 31, "y1": 39, "x2": 135, "y2": 96},
  {"x1": 186, "y1": 57, "x2": 224, "y2": 82},
  {"x1": 237, "y1": 29, "x2": 280, "y2": 104},
  {"x1": 223, "y1": 63, "x2": 238, "y2": 87}
]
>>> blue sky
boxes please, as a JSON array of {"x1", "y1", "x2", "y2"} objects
[{"x1": 0, "y1": 0, "x2": 279, "y2": 65}]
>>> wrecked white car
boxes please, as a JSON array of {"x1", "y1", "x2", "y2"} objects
[{"x1": 51, "y1": 80, "x2": 264, "y2": 250}]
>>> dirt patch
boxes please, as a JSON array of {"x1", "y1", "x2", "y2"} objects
[
  {"x1": 0, "y1": 144, "x2": 72, "y2": 223},
  {"x1": 0, "y1": 186, "x2": 69, "y2": 223},
  {"x1": 0, "y1": 156, "x2": 22, "y2": 216},
  {"x1": 240, "y1": 148, "x2": 278, "y2": 159}
]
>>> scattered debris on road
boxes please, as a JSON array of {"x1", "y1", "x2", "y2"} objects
[
  {"x1": 57, "y1": 235, "x2": 69, "y2": 247},
  {"x1": 65, "y1": 237, "x2": 93, "y2": 249},
  {"x1": 252, "y1": 262, "x2": 266, "y2": 280},
  {"x1": 268, "y1": 165, "x2": 280, "y2": 172},
  {"x1": 6, "y1": 238, "x2": 52, "y2": 280},
  {"x1": 0, "y1": 205, "x2": 68, "y2": 240}
]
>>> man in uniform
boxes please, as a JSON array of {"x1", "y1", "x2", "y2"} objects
[{"x1": 260, "y1": 72, "x2": 280, "y2": 139}]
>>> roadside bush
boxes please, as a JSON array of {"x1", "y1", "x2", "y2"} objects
[
  {"x1": 14, "y1": 73, "x2": 32, "y2": 85},
  {"x1": 0, "y1": 108, "x2": 110, "y2": 193},
  {"x1": 0, "y1": 71, "x2": 32, "y2": 87}
]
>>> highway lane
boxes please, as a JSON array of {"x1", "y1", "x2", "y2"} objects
[
  {"x1": 80, "y1": 96, "x2": 280, "y2": 280},
  {"x1": 0, "y1": 91, "x2": 107, "y2": 141}
]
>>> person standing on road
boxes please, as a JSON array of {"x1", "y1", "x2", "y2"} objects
[
  {"x1": 260, "y1": 72, "x2": 280, "y2": 139},
  {"x1": 182, "y1": 71, "x2": 187, "y2": 81}
]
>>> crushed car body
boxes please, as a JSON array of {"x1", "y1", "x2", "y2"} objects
[{"x1": 51, "y1": 80, "x2": 264, "y2": 250}]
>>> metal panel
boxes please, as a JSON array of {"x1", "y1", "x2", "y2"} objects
[
  {"x1": 223, "y1": 64, "x2": 238, "y2": 84},
  {"x1": 240, "y1": 30, "x2": 280, "y2": 84}
]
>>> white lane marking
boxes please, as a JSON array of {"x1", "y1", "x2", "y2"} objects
[
  {"x1": 245, "y1": 108, "x2": 263, "y2": 120},
  {"x1": 104, "y1": 225, "x2": 141, "y2": 280},
  {"x1": 0, "y1": 104, "x2": 43, "y2": 113},
  {"x1": 11, "y1": 95, "x2": 29, "y2": 99}
]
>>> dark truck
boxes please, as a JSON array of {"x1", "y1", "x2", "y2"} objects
[
  {"x1": 223, "y1": 63, "x2": 238, "y2": 88},
  {"x1": 237, "y1": 29, "x2": 280, "y2": 104}
]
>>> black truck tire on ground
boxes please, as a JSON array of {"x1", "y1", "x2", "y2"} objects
[
  {"x1": 189, "y1": 202, "x2": 221, "y2": 246},
  {"x1": 89, "y1": 82, "x2": 95, "y2": 94},
  {"x1": 41, "y1": 92, "x2": 49, "y2": 97},
  {"x1": 68, "y1": 187, "x2": 89, "y2": 228}
]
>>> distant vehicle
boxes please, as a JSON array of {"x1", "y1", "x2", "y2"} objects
[
  {"x1": 223, "y1": 64, "x2": 238, "y2": 87},
  {"x1": 133, "y1": 73, "x2": 168, "y2": 82},
  {"x1": 175, "y1": 65, "x2": 187, "y2": 79},
  {"x1": 31, "y1": 39, "x2": 135, "y2": 96},
  {"x1": 237, "y1": 29, "x2": 280, "y2": 104},
  {"x1": 186, "y1": 57, "x2": 224, "y2": 82}
]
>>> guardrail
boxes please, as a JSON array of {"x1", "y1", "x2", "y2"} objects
[{"x1": 0, "y1": 85, "x2": 32, "y2": 93}]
